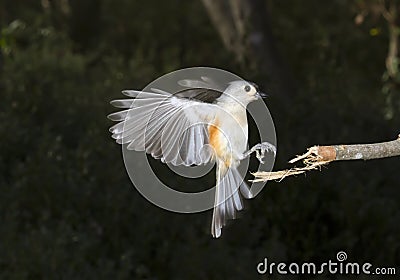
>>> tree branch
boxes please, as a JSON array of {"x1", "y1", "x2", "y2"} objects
[
  {"x1": 252, "y1": 135, "x2": 400, "y2": 182},
  {"x1": 201, "y1": 0, "x2": 241, "y2": 59},
  {"x1": 382, "y1": 0, "x2": 399, "y2": 79},
  {"x1": 201, "y1": 0, "x2": 296, "y2": 101}
]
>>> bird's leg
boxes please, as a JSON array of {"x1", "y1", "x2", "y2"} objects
[{"x1": 241, "y1": 142, "x2": 276, "y2": 164}]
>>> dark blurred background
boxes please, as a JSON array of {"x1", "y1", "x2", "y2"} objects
[{"x1": 1, "y1": 0, "x2": 400, "y2": 279}]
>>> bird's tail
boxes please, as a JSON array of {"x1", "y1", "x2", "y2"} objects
[{"x1": 211, "y1": 160, "x2": 253, "y2": 238}]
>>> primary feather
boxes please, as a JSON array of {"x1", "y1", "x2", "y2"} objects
[{"x1": 108, "y1": 88, "x2": 217, "y2": 166}]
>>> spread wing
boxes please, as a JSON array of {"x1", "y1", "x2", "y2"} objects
[
  {"x1": 177, "y1": 76, "x2": 225, "y2": 92},
  {"x1": 108, "y1": 88, "x2": 220, "y2": 166},
  {"x1": 173, "y1": 88, "x2": 223, "y2": 103}
]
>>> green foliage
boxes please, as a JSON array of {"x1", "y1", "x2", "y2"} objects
[{"x1": 0, "y1": 0, "x2": 399, "y2": 279}]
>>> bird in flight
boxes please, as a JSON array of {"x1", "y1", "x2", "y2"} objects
[{"x1": 108, "y1": 77, "x2": 276, "y2": 238}]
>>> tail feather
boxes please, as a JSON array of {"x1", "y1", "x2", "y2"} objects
[{"x1": 211, "y1": 161, "x2": 252, "y2": 238}]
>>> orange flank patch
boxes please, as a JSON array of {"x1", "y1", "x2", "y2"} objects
[
  {"x1": 208, "y1": 119, "x2": 230, "y2": 167},
  {"x1": 208, "y1": 120, "x2": 220, "y2": 154}
]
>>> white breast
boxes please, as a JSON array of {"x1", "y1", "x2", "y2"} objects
[{"x1": 217, "y1": 103, "x2": 248, "y2": 160}]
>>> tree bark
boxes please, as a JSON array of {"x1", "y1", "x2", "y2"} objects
[{"x1": 300, "y1": 138, "x2": 400, "y2": 162}]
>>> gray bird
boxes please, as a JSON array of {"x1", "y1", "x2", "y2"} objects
[{"x1": 108, "y1": 78, "x2": 276, "y2": 238}]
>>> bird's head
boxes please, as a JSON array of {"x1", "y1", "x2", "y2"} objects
[{"x1": 222, "y1": 80, "x2": 267, "y2": 106}]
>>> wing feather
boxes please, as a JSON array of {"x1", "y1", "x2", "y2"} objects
[{"x1": 108, "y1": 89, "x2": 217, "y2": 166}]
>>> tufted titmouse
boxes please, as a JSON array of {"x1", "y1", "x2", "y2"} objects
[{"x1": 108, "y1": 78, "x2": 276, "y2": 238}]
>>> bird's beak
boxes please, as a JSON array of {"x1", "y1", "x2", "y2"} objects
[{"x1": 256, "y1": 92, "x2": 268, "y2": 99}]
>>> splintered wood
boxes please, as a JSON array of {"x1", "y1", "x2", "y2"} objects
[
  {"x1": 252, "y1": 135, "x2": 400, "y2": 182},
  {"x1": 251, "y1": 147, "x2": 330, "y2": 182}
]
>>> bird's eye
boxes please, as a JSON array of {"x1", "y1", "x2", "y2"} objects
[{"x1": 244, "y1": 85, "x2": 251, "y2": 92}]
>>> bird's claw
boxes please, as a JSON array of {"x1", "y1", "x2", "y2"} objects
[
  {"x1": 255, "y1": 150, "x2": 264, "y2": 164},
  {"x1": 242, "y1": 141, "x2": 276, "y2": 164}
]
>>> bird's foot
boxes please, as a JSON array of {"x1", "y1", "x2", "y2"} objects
[{"x1": 242, "y1": 142, "x2": 276, "y2": 164}]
